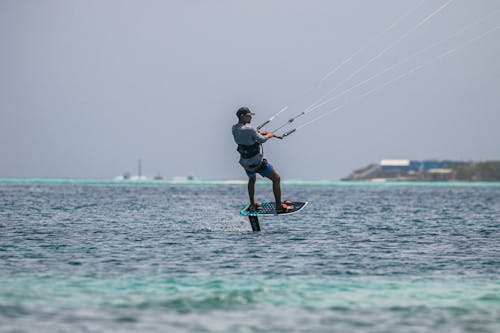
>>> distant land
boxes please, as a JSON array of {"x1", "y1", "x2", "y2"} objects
[{"x1": 343, "y1": 160, "x2": 500, "y2": 182}]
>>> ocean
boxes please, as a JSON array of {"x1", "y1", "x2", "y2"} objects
[{"x1": 0, "y1": 179, "x2": 499, "y2": 332}]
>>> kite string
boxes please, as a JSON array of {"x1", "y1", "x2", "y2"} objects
[
  {"x1": 269, "y1": 0, "x2": 457, "y2": 133},
  {"x1": 257, "y1": 0, "x2": 427, "y2": 130},
  {"x1": 286, "y1": 25, "x2": 500, "y2": 134},
  {"x1": 316, "y1": 0, "x2": 427, "y2": 87},
  {"x1": 361, "y1": 25, "x2": 500, "y2": 98},
  {"x1": 273, "y1": 9, "x2": 500, "y2": 132},
  {"x1": 306, "y1": 0, "x2": 455, "y2": 113}
]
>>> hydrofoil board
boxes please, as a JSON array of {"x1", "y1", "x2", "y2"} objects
[{"x1": 240, "y1": 201, "x2": 308, "y2": 217}]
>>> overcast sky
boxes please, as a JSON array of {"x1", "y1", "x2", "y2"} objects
[{"x1": 0, "y1": 0, "x2": 499, "y2": 180}]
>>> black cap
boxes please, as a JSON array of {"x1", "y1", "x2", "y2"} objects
[{"x1": 236, "y1": 106, "x2": 255, "y2": 118}]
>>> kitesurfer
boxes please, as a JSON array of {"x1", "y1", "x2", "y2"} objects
[{"x1": 232, "y1": 107, "x2": 293, "y2": 213}]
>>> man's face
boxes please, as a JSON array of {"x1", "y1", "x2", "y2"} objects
[{"x1": 240, "y1": 113, "x2": 252, "y2": 123}]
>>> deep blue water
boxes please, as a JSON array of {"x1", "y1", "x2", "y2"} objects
[{"x1": 0, "y1": 180, "x2": 499, "y2": 332}]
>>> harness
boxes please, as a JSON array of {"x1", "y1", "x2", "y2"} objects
[{"x1": 237, "y1": 142, "x2": 261, "y2": 159}]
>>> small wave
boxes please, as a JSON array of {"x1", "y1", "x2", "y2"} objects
[
  {"x1": 129, "y1": 290, "x2": 261, "y2": 313},
  {"x1": 0, "y1": 304, "x2": 30, "y2": 318}
]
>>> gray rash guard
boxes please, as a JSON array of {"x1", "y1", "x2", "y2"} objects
[{"x1": 232, "y1": 123, "x2": 268, "y2": 172}]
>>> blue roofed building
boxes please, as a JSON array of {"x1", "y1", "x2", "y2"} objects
[
  {"x1": 409, "y1": 160, "x2": 422, "y2": 172},
  {"x1": 422, "y1": 160, "x2": 444, "y2": 170},
  {"x1": 380, "y1": 160, "x2": 411, "y2": 172}
]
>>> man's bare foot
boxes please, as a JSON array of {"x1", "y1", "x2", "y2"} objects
[
  {"x1": 247, "y1": 202, "x2": 261, "y2": 212},
  {"x1": 276, "y1": 201, "x2": 294, "y2": 214}
]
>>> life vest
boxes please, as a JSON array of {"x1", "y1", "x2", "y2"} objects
[{"x1": 237, "y1": 142, "x2": 261, "y2": 159}]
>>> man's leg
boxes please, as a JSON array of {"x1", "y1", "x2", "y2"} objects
[
  {"x1": 248, "y1": 175, "x2": 257, "y2": 210},
  {"x1": 264, "y1": 168, "x2": 282, "y2": 211}
]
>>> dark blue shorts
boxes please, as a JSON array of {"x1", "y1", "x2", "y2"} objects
[{"x1": 245, "y1": 159, "x2": 273, "y2": 178}]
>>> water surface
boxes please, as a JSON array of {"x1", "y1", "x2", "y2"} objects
[{"x1": 1, "y1": 180, "x2": 499, "y2": 332}]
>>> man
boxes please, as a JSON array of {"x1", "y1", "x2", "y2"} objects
[{"x1": 232, "y1": 106, "x2": 293, "y2": 213}]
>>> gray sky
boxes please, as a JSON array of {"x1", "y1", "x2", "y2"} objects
[{"x1": 1, "y1": 0, "x2": 499, "y2": 180}]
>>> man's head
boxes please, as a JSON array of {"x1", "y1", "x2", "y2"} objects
[{"x1": 236, "y1": 107, "x2": 255, "y2": 124}]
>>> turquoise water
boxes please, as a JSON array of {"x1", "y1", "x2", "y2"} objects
[{"x1": 1, "y1": 179, "x2": 499, "y2": 332}]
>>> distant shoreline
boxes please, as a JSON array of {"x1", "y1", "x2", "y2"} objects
[
  {"x1": 1, "y1": 178, "x2": 500, "y2": 187},
  {"x1": 343, "y1": 160, "x2": 500, "y2": 182}
]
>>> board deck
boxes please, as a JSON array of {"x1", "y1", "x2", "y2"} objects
[{"x1": 240, "y1": 201, "x2": 308, "y2": 217}]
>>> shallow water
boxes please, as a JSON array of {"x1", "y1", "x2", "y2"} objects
[{"x1": 1, "y1": 180, "x2": 499, "y2": 332}]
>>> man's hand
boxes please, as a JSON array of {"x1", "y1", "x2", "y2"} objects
[{"x1": 259, "y1": 130, "x2": 274, "y2": 139}]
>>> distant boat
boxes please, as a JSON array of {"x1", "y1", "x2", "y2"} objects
[
  {"x1": 115, "y1": 159, "x2": 150, "y2": 180},
  {"x1": 153, "y1": 173, "x2": 164, "y2": 180}
]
